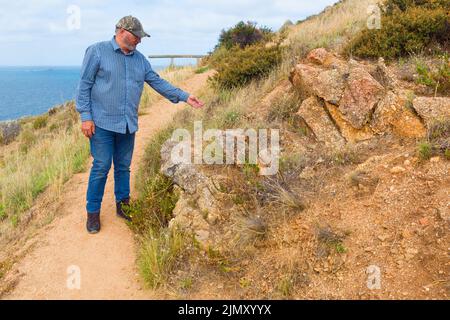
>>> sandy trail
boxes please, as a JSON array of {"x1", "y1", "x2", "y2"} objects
[{"x1": 3, "y1": 70, "x2": 212, "y2": 300}]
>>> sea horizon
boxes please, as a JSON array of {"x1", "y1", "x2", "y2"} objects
[{"x1": 0, "y1": 63, "x2": 183, "y2": 122}]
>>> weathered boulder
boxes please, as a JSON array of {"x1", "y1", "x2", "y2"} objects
[
  {"x1": 371, "y1": 57, "x2": 398, "y2": 90},
  {"x1": 161, "y1": 139, "x2": 223, "y2": 246},
  {"x1": 290, "y1": 63, "x2": 345, "y2": 105},
  {"x1": 338, "y1": 62, "x2": 385, "y2": 129},
  {"x1": 412, "y1": 97, "x2": 450, "y2": 127},
  {"x1": 371, "y1": 91, "x2": 426, "y2": 138},
  {"x1": 315, "y1": 68, "x2": 346, "y2": 105},
  {"x1": 297, "y1": 96, "x2": 345, "y2": 147},
  {"x1": 289, "y1": 64, "x2": 320, "y2": 99},
  {"x1": 306, "y1": 47, "x2": 335, "y2": 66},
  {"x1": 288, "y1": 48, "x2": 441, "y2": 142},
  {"x1": 325, "y1": 102, "x2": 374, "y2": 143},
  {"x1": 160, "y1": 139, "x2": 207, "y2": 194}
]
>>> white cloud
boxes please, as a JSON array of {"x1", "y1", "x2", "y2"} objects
[{"x1": 0, "y1": 0, "x2": 339, "y2": 65}]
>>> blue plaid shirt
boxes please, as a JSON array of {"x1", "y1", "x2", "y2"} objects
[{"x1": 76, "y1": 36, "x2": 190, "y2": 134}]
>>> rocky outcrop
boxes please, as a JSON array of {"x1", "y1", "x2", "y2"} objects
[
  {"x1": 371, "y1": 90, "x2": 426, "y2": 138},
  {"x1": 325, "y1": 102, "x2": 374, "y2": 143},
  {"x1": 289, "y1": 48, "x2": 449, "y2": 146},
  {"x1": 160, "y1": 138, "x2": 269, "y2": 249},
  {"x1": 412, "y1": 97, "x2": 450, "y2": 126},
  {"x1": 289, "y1": 64, "x2": 321, "y2": 99},
  {"x1": 306, "y1": 47, "x2": 343, "y2": 68},
  {"x1": 338, "y1": 61, "x2": 385, "y2": 129},
  {"x1": 160, "y1": 139, "x2": 224, "y2": 246},
  {"x1": 297, "y1": 97, "x2": 345, "y2": 147}
]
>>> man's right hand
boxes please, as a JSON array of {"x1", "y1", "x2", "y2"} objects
[{"x1": 81, "y1": 120, "x2": 96, "y2": 138}]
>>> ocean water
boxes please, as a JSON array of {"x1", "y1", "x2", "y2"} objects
[{"x1": 0, "y1": 64, "x2": 169, "y2": 121}]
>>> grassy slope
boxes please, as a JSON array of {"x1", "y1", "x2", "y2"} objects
[
  {"x1": 131, "y1": 0, "x2": 449, "y2": 299},
  {"x1": 130, "y1": 0, "x2": 386, "y2": 291}
]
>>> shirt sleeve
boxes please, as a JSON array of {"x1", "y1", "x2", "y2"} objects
[
  {"x1": 76, "y1": 45, "x2": 100, "y2": 122},
  {"x1": 144, "y1": 59, "x2": 190, "y2": 103}
]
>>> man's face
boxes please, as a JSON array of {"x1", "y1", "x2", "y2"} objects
[{"x1": 120, "y1": 29, "x2": 141, "y2": 51}]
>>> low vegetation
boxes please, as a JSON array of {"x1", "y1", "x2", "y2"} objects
[
  {"x1": 415, "y1": 53, "x2": 450, "y2": 96},
  {"x1": 216, "y1": 21, "x2": 274, "y2": 50},
  {"x1": 206, "y1": 21, "x2": 282, "y2": 89},
  {"x1": 286, "y1": 0, "x2": 381, "y2": 56},
  {"x1": 345, "y1": 0, "x2": 450, "y2": 59},
  {"x1": 417, "y1": 118, "x2": 450, "y2": 160},
  {"x1": 0, "y1": 103, "x2": 90, "y2": 231}
]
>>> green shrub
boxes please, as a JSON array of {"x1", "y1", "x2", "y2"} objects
[
  {"x1": 33, "y1": 114, "x2": 48, "y2": 130},
  {"x1": 216, "y1": 21, "x2": 273, "y2": 50},
  {"x1": 416, "y1": 54, "x2": 450, "y2": 95},
  {"x1": 0, "y1": 203, "x2": 5, "y2": 221},
  {"x1": 128, "y1": 175, "x2": 179, "y2": 235},
  {"x1": 19, "y1": 128, "x2": 37, "y2": 153},
  {"x1": 209, "y1": 44, "x2": 282, "y2": 89},
  {"x1": 384, "y1": 0, "x2": 450, "y2": 15},
  {"x1": 222, "y1": 110, "x2": 241, "y2": 127},
  {"x1": 445, "y1": 149, "x2": 450, "y2": 160},
  {"x1": 195, "y1": 66, "x2": 210, "y2": 74},
  {"x1": 417, "y1": 119, "x2": 450, "y2": 160},
  {"x1": 345, "y1": 0, "x2": 450, "y2": 59},
  {"x1": 127, "y1": 125, "x2": 179, "y2": 235},
  {"x1": 418, "y1": 141, "x2": 433, "y2": 159}
]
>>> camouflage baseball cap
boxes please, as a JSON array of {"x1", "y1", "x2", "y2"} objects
[{"x1": 116, "y1": 15, "x2": 150, "y2": 38}]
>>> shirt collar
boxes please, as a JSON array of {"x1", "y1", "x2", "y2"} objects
[{"x1": 111, "y1": 36, "x2": 134, "y2": 55}]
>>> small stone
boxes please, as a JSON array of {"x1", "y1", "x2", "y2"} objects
[
  {"x1": 419, "y1": 217, "x2": 429, "y2": 226},
  {"x1": 438, "y1": 208, "x2": 448, "y2": 221},
  {"x1": 195, "y1": 230, "x2": 210, "y2": 242},
  {"x1": 390, "y1": 166, "x2": 406, "y2": 174},
  {"x1": 430, "y1": 156, "x2": 440, "y2": 163},
  {"x1": 404, "y1": 160, "x2": 411, "y2": 166},
  {"x1": 378, "y1": 234, "x2": 389, "y2": 242},
  {"x1": 390, "y1": 248, "x2": 399, "y2": 254},
  {"x1": 404, "y1": 254, "x2": 413, "y2": 260}
]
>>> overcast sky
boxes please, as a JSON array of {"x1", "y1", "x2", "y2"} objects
[{"x1": 0, "y1": 0, "x2": 338, "y2": 66}]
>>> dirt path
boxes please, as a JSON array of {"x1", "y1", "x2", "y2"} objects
[{"x1": 3, "y1": 70, "x2": 213, "y2": 300}]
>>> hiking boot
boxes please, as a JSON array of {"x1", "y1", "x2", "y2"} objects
[
  {"x1": 86, "y1": 212, "x2": 101, "y2": 234},
  {"x1": 116, "y1": 198, "x2": 132, "y2": 222}
]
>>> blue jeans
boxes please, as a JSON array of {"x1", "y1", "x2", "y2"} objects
[{"x1": 86, "y1": 125, "x2": 135, "y2": 214}]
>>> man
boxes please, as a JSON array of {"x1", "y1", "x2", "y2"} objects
[{"x1": 76, "y1": 15, "x2": 204, "y2": 234}]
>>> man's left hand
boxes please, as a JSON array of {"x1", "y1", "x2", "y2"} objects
[{"x1": 187, "y1": 95, "x2": 204, "y2": 109}]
